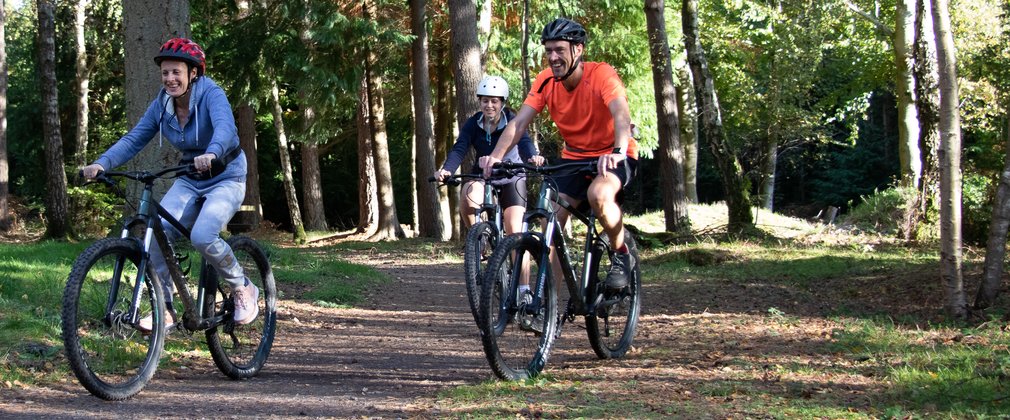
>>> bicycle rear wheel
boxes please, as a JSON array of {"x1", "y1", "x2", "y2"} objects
[
  {"x1": 61, "y1": 238, "x2": 166, "y2": 400},
  {"x1": 463, "y1": 221, "x2": 498, "y2": 325},
  {"x1": 205, "y1": 236, "x2": 277, "y2": 379},
  {"x1": 479, "y1": 234, "x2": 558, "y2": 380},
  {"x1": 586, "y1": 231, "x2": 642, "y2": 359}
]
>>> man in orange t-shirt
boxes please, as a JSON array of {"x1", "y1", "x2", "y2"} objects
[{"x1": 479, "y1": 17, "x2": 638, "y2": 291}]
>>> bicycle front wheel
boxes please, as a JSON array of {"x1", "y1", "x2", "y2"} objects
[
  {"x1": 205, "y1": 235, "x2": 277, "y2": 379},
  {"x1": 463, "y1": 221, "x2": 498, "y2": 325},
  {"x1": 479, "y1": 233, "x2": 558, "y2": 381},
  {"x1": 61, "y1": 238, "x2": 166, "y2": 400},
  {"x1": 586, "y1": 231, "x2": 642, "y2": 359}
]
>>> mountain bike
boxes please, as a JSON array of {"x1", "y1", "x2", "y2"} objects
[
  {"x1": 478, "y1": 160, "x2": 641, "y2": 380},
  {"x1": 429, "y1": 169, "x2": 521, "y2": 325},
  {"x1": 61, "y1": 164, "x2": 278, "y2": 400}
]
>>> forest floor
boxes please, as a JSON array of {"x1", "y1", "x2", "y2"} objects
[{"x1": 0, "y1": 222, "x2": 998, "y2": 418}]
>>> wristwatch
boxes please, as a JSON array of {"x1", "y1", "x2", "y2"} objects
[{"x1": 612, "y1": 146, "x2": 626, "y2": 155}]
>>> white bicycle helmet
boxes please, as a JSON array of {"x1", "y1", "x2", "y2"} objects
[{"x1": 476, "y1": 75, "x2": 509, "y2": 100}]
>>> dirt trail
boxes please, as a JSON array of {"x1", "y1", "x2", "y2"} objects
[
  {"x1": 1, "y1": 252, "x2": 515, "y2": 418},
  {"x1": 0, "y1": 245, "x2": 619, "y2": 419}
]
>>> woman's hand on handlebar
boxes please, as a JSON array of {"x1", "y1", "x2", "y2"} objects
[
  {"x1": 528, "y1": 155, "x2": 546, "y2": 166},
  {"x1": 193, "y1": 153, "x2": 217, "y2": 173},
  {"x1": 81, "y1": 163, "x2": 105, "y2": 180},
  {"x1": 432, "y1": 168, "x2": 451, "y2": 182}
]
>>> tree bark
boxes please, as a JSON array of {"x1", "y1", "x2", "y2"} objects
[
  {"x1": 270, "y1": 80, "x2": 307, "y2": 243},
  {"x1": 976, "y1": 115, "x2": 1010, "y2": 309},
  {"x1": 448, "y1": 0, "x2": 483, "y2": 128},
  {"x1": 356, "y1": 75, "x2": 378, "y2": 236},
  {"x1": 682, "y1": 0, "x2": 753, "y2": 233},
  {"x1": 433, "y1": 44, "x2": 459, "y2": 240},
  {"x1": 0, "y1": 0, "x2": 9, "y2": 230},
  {"x1": 73, "y1": 0, "x2": 91, "y2": 169},
  {"x1": 895, "y1": 0, "x2": 921, "y2": 189},
  {"x1": 300, "y1": 140, "x2": 327, "y2": 231},
  {"x1": 235, "y1": 102, "x2": 261, "y2": 229},
  {"x1": 122, "y1": 0, "x2": 188, "y2": 199},
  {"x1": 411, "y1": 0, "x2": 447, "y2": 240},
  {"x1": 932, "y1": 0, "x2": 966, "y2": 320},
  {"x1": 298, "y1": 1, "x2": 326, "y2": 232},
  {"x1": 364, "y1": 0, "x2": 404, "y2": 241},
  {"x1": 676, "y1": 62, "x2": 699, "y2": 203},
  {"x1": 645, "y1": 0, "x2": 689, "y2": 233},
  {"x1": 905, "y1": 0, "x2": 940, "y2": 241},
  {"x1": 37, "y1": 0, "x2": 70, "y2": 239}
]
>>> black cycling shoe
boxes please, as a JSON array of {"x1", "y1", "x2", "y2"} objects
[{"x1": 605, "y1": 251, "x2": 634, "y2": 290}]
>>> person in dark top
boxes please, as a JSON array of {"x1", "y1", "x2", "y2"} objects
[{"x1": 433, "y1": 75, "x2": 544, "y2": 235}]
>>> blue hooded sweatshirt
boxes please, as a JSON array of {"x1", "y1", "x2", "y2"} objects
[{"x1": 94, "y1": 76, "x2": 246, "y2": 184}]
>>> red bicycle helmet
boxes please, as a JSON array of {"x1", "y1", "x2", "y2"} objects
[{"x1": 154, "y1": 38, "x2": 206, "y2": 76}]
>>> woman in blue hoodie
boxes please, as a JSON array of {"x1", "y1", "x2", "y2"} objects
[{"x1": 81, "y1": 38, "x2": 258, "y2": 331}]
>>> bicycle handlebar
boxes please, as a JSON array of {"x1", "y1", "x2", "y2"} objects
[
  {"x1": 428, "y1": 167, "x2": 520, "y2": 187},
  {"x1": 494, "y1": 159, "x2": 599, "y2": 176}
]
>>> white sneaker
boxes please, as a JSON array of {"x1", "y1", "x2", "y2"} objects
[
  {"x1": 232, "y1": 279, "x2": 260, "y2": 325},
  {"x1": 137, "y1": 310, "x2": 174, "y2": 333}
]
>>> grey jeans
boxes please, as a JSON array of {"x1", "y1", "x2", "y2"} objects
[{"x1": 148, "y1": 178, "x2": 247, "y2": 298}]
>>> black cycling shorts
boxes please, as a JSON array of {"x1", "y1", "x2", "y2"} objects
[
  {"x1": 463, "y1": 173, "x2": 527, "y2": 209},
  {"x1": 553, "y1": 157, "x2": 638, "y2": 202}
]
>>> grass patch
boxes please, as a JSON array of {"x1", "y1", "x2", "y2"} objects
[
  {"x1": 832, "y1": 318, "x2": 1010, "y2": 417},
  {"x1": 0, "y1": 236, "x2": 381, "y2": 388},
  {"x1": 269, "y1": 244, "x2": 389, "y2": 306}
]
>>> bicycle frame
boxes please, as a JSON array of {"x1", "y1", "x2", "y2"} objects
[
  {"x1": 508, "y1": 161, "x2": 603, "y2": 320},
  {"x1": 102, "y1": 165, "x2": 222, "y2": 332}
]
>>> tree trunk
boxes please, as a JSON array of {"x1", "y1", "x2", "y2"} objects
[
  {"x1": 682, "y1": 0, "x2": 753, "y2": 233},
  {"x1": 434, "y1": 47, "x2": 458, "y2": 240},
  {"x1": 411, "y1": 0, "x2": 447, "y2": 240},
  {"x1": 448, "y1": 0, "x2": 483, "y2": 128},
  {"x1": 645, "y1": 0, "x2": 689, "y2": 233},
  {"x1": 905, "y1": 0, "x2": 940, "y2": 241},
  {"x1": 364, "y1": 0, "x2": 404, "y2": 241},
  {"x1": 235, "y1": 102, "x2": 261, "y2": 230},
  {"x1": 477, "y1": 0, "x2": 491, "y2": 58},
  {"x1": 270, "y1": 80, "x2": 307, "y2": 243},
  {"x1": 37, "y1": 0, "x2": 70, "y2": 239},
  {"x1": 0, "y1": 1, "x2": 9, "y2": 230},
  {"x1": 298, "y1": 1, "x2": 326, "y2": 232},
  {"x1": 932, "y1": 0, "x2": 966, "y2": 320},
  {"x1": 759, "y1": 131, "x2": 778, "y2": 211},
  {"x1": 356, "y1": 75, "x2": 378, "y2": 236},
  {"x1": 895, "y1": 0, "x2": 921, "y2": 189},
  {"x1": 300, "y1": 140, "x2": 327, "y2": 231},
  {"x1": 676, "y1": 62, "x2": 699, "y2": 203},
  {"x1": 976, "y1": 115, "x2": 1010, "y2": 309},
  {"x1": 521, "y1": 0, "x2": 532, "y2": 96},
  {"x1": 122, "y1": 0, "x2": 188, "y2": 199},
  {"x1": 73, "y1": 0, "x2": 90, "y2": 168}
]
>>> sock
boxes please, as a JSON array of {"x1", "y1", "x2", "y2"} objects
[{"x1": 519, "y1": 285, "x2": 530, "y2": 295}]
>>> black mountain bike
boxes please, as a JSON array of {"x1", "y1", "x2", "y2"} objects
[
  {"x1": 430, "y1": 169, "x2": 519, "y2": 325},
  {"x1": 478, "y1": 160, "x2": 641, "y2": 380},
  {"x1": 61, "y1": 164, "x2": 278, "y2": 400}
]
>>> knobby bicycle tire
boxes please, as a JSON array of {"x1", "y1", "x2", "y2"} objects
[
  {"x1": 205, "y1": 235, "x2": 278, "y2": 379},
  {"x1": 585, "y1": 231, "x2": 642, "y2": 359},
  {"x1": 463, "y1": 221, "x2": 499, "y2": 325},
  {"x1": 479, "y1": 233, "x2": 558, "y2": 380},
  {"x1": 61, "y1": 238, "x2": 167, "y2": 400}
]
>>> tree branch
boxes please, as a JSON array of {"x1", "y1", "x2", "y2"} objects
[{"x1": 842, "y1": 0, "x2": 894, "y2": 38}]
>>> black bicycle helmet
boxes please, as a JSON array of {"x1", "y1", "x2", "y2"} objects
[{"x1": 540, "y1": 17, "x2": 587, "y2": 45}]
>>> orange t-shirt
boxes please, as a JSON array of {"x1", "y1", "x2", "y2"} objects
[{"x1": 524, "y1": 62, "x2": 639, "y2": 160}]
